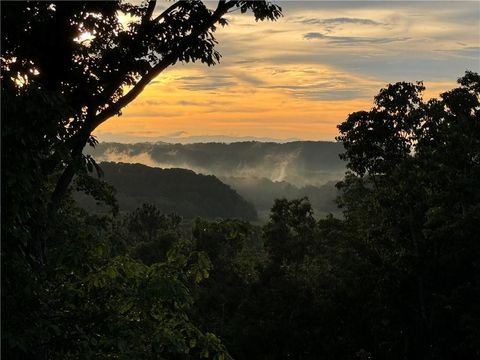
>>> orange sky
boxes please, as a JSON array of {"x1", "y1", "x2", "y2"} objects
[{"x1": 94, "y1": 1, "x2": 480, "y2": 143}]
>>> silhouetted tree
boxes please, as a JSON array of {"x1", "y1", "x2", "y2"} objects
[
  {"x1": 1, "y1": 0, "x2": 281, "y2": 260},
  {"x1": 1, "y1": 2, "x2": 281, "y2": 357},
  {"x1": 336, "y1": 71, "x2": 480, "y2": 359}
]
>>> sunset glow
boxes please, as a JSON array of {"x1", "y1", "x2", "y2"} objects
[{"x1": 95, "y1": 1, "x2": 480, "y2": 142}]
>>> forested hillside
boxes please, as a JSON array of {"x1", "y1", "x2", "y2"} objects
[
  {"x1": 76, "y1": 162, "x2": 258, "y2": 221},
  {"x1": 85, "y1": 142, "x2": 345, "y2": 220}
]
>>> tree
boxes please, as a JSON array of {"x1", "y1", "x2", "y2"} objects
[
  {"x1": 336, "y1": 72, "x2": 480, "y2": 359},
  {"x1": 127, "y1": 204, "x2": 182, "y2": 264},
  {"x1": 264, "y1": 198, "x2": 316, "y2": 263},
  {"x1": 1, "y1": 3, "x2": 282, "y2": 355},
  {"x1": 1, "y1": 0, "x2": 281, "y2": 260},
  {"x1": 191, "y1": 219, "x2": 268, "y2": 356},
  {"x1": 2, "y1": 197, "x2": 231, "y2": 359}
]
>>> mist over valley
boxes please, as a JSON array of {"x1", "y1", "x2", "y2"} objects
[
  {"x1": 86, "y1": 141, "x2": 345, "y2": 187},
  {"x1": 84, "y1": 141, "x2": 346, "y2": 219}
]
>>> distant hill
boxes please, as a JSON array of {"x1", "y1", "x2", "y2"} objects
[
  {"x1": 85, "y1": 141, "x2": 346, "y2": 187},
  {"x1": 75, "y1": 162, "x2": 258, "y2": 221}
]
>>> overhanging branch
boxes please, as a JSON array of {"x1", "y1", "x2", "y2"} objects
[
  {"x1": 142, "y1": 0, "x2": 157, "y2": 24},
  {"x1": 90, "y1": 0, "x2": 235, "y2": 132}
]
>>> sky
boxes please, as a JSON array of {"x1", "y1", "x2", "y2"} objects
[{"x1": 94, "y1": 1, "x2": 480, "y2": 143}]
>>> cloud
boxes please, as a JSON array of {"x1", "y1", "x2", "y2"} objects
[
  {"x1": 176, "y1": 76, "x2": 205, "y2": 81},
  {"x1": 433, "y1": 46, "x2": 480, "y2": 59},
  {"x1": 176, "y1": 71, "x2": 264, "y2": 90},
  {"x1": 233, "y1": 72, "x2": 265, "y2": 86},
  {"x1": 122, "y1": 111, "x2": 180, "y2": 118},
  {"x1": 263, "y1": 84, "x2": 370, "y2": 101},
  {"x1": 255, "y1": 65, "x2": 378, "y2": 102},
  {"x1": 177, "y1": 100, "x2": 202, "y2": 106},
  {"x1": 296, "y1": 17, "x2": 384, "y2": 27},
  {"x1": 290, "y1": 16, "x2": 386, "y2": 34},
  {"x1": 177, "y1": 99, "x2": 230, "y2": 107},
  {"x1": 142, "y1": 99, "x2": 166, "y2": 106},
  {"x1": 296, "y1": 89, "x2": 368, "y2": 101},
  {"x1": 303, "y1": 32, "x2": 410, "y2": 45},
  {"x1": 303, "y1": 32, "x2": 326, "y2": 40},
  {"x1": 177, "y1": 75, "x2": 237, "y2": 91},
  {"x1": 165, "y1": 130, "x2": 188, "y2": 138},
  {"x1": 234, "y1": 57, "x2": 262, "y2": 65}
]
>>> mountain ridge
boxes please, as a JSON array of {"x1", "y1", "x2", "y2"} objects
[
  {"x1": 85, "y1": 140, "x2": 346, "y2": 187},
  {"x1": 76, "y1": 162, "x2": 258, "y2": 221}
]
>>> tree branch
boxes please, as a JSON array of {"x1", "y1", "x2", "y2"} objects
[
  {"x1": 152, "y1": 0, "x2": 184, "y2": 23},
  {"x1": 48, "y1": 0, "x2": 238, "y2": 217},
  {"x1": 90, "y1": 1, "x2": 232, "y2": 132},
  {"x1": 142, "y1": 0, "x2": 157, "y2": 24}
]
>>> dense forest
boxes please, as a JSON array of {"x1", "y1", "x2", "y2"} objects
[{"x1": 2, "y1": 1, "x2": 480, "y2": 359}]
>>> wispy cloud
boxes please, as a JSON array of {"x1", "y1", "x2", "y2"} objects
[
  {"x1": 177, "y1": 75, "x2": 236, "y2": 91},
  {"x1": 122, "y1": 111, "x2": 180, "y2": 118},
  {"x1": 233, "y1": 72, "x2": 265, "y2": 86},
  {"x1": 290, "y1": 16, "x2": 387, "y2": 34},
  {"x1": 142, "y1": 99, "x2": 166, "y2": 106},
  {"x1": 177, "y1": 100, "x2": 230, "y2": 107},
  {"x1": 296, "y1": 16, "x2": 384, "y2": 27},
  {"x1": 433, "y1": 46, "x2": 480, "y2": 59},
  {"x1": 303, "y1": 32, "x2": 410, "y2": 45},
  {"x1": 165, "y1": 130, "x2": 188, "y2": 138},
  {"x1": 260, "y1": 67, "x2": 376, "y2": 101}
]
